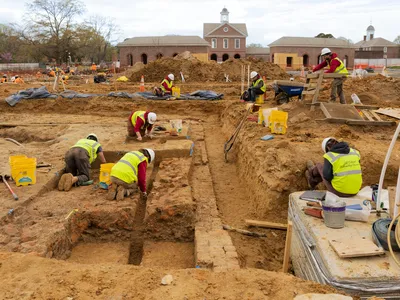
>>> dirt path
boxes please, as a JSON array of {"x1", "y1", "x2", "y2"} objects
[{"x1": 204, "y1": 118, "x2": 286, "y2": 271}]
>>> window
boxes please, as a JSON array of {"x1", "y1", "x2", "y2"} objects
[
  {"x1": 235, "y1": 39, "x2": 240, "y2": 49},
  {"x1": 211, "y1": 38, "x2": 217, "y2": 49},
  {"x1": 223, "y1": 38, "x2": 228, "y2": 49},
  {"x1": 286, "y1": 57, "x2": 293, "y2": 67},
  {"x1": 223, "y1": 27, "x2": 229, "y2": 33}
]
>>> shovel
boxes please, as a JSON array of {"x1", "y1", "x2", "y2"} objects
[{"x1": 0, "y1": 175, "x2": 18, "y2": 201}]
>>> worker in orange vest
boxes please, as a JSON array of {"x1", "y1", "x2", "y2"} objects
[
  {"x1": 14, "y1": 75, "x2": 25, "y2": 84},
  {"x1": 91, "y1": 63, "x2": 97, "y2": 74},
  {"x1": 1, "y1": 74, "x2": 7, "y2": 83}
]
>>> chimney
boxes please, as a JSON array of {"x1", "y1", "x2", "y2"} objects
[{"x1": 363, "y1": 35, "x2": 366, "y2": 41}]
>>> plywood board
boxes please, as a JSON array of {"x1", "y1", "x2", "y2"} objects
[
  {"x1": 245, "y1": 219, "x2": 287, "y2": 230},
  {"x1": 329, "y1": 237, "x2": 385, "y2": 258},
  {"x1": 320, "y1": 103, "x2": 363, "y2": 120},
  {"x1": 375, "y1": 108, "x2": 400, "y2": 120}
]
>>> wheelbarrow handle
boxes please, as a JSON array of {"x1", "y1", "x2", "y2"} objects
[{"x1": 2, "y1": 176, "x2": 18, "y2": 201}]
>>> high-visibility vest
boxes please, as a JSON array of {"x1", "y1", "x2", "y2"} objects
[
  {"x1": 252, "y1": 78, "x2": 267, "y2": 92},
  {"x1": 110, "y1": 151, "x2": 148, "y2": 184},
  {"x1": 72, "y1": 139, "x2": 101, "y2": 164},
  {"x1": 328, "y1": 57, "x2": 348, "y2": 74},
  {"x1": 323, "y1": 148, "x2": 362, "y2": 194},
  {"x1": 160, "y1": 78, "x2": 173, "y2": 92},
  {"x1": 131, "y1": 111, "x2": 146, "y2": 129}
]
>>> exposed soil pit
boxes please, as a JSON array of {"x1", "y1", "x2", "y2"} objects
[
  {"x1": 67, "y1": 242, "x2": 131, "y2": 264},
  {"x1": 0, "y1": 125, "x2": 69, "y2": 143}
]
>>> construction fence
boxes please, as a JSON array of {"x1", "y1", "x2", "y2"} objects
[
  {"x1": 355, "y1": 59, "x2": 400, "y2": 69},
  {"x1": 0, "y1": 63, "x2": 40, "y2": 71}
]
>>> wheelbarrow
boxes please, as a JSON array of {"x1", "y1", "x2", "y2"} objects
[{"x1": 272, "y1": 80, "x2": 305, "y2": 105}]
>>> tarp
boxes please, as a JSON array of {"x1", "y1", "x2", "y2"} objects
[
  {"x1": 5, "y1": 86, "x2": 57, "y2": 107},
  {"x1": 59, "y1": 90, "x2": 101, "y2": 99}
]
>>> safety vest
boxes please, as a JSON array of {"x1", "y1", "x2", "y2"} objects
[
  {"x1": 323, "y1": 148, "x2": 362, "y2": 194},
  {"x1": 160, "y1": 78, "x2": 173, "y2": 92},
  {"x1": 0, "y1": 78, "x2": 6, "y2": 83},
  {"x1": 252, "y1": 78, "x2": 267, "y2": 92},
  {"x1": 72, "y1": 139, "x2": 101, "y2": 164},
  {"x1": 110, "y1": 151, "x2": 148, "y2": 184},
  {"x1": 131, "y1": 111, "x2": 146, "y2": 129},
  {"x1": 328, "y1": 57, "x2": 348, "y2": 74}
]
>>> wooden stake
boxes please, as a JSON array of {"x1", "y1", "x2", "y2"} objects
[
  {"x1": 282, "y1": 221, "x2": 293, "y2": 273},
  {"x1": 245, "y1": 219, "x2": 287, "y2": 230}
]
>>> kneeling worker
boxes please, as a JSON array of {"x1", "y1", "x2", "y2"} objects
[
  {"x1": 107, "y1": 148, "x2": 155, "y2": 201},
  {"x1": 248, "y1": 71, "x2": 266, "y2": 102},
  {"x1": 154, "y1": 73, "x2": 174, "y2": 97},
  {"x1": 127, "y1": 110, "x2": 157, "y2": 141},
  {"x1": 58, "y1": 133, "x2": 107, "y2": 191},
  {"x1": 305, "y1": 137, "x2": 362, "y2": 197}
]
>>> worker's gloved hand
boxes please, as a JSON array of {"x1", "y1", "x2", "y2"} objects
[
  {"x1": 137, "y1": 136, "x2": 142, "y2": 141},
  {"x1": 141, "y1": 192, "x2": 148, "y2": 201}
]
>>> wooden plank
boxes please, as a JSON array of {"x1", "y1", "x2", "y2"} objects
[
  {"x1": 245, "y1": 219, "x2": 287, "y2": 230},
  {"x1": 370, "y1": 111, "x2": 383, "y2": 121},
  {"x1": 329, "y1": 237, "x2": 385, "y2": 258},
  {"x1": 362, "y1": 110, "x2": 374, "y2": 121},
  {"x1": 346, "y1": 120, "x2": 395, "y2": 126},
  {"x1": 388, "y1": 186, "x2": 396, "y2": 219},
  {"x1": 307, "y1": 73, "x2": 349, "y2": 79},
  {"x1": 311, "y1": 72, "x2": 324, "y2": 111},
  {"x1": 282, "y1": 221, "x2": 293, "y2": 273},
  {"x1": 320, "y1": 102, "x2": 333, "y2": 119},
  {"x1": 321, "y1": 103, "x2": 364, "y2": 120},
  {"x1": 301, "y1": 91, "x2": 316, "y2": 95},
  {"x1": 375, "y1": 108, "x2": 400, "y2": 120}
]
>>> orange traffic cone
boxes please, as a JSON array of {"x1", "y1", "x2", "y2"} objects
[{"x1": 139, "y1": 75, "x2": 145, "y2": 92}]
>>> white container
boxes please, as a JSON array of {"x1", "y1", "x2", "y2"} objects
[{"x1": 351, "y1": 93, "x2": 361, "y2": 104}]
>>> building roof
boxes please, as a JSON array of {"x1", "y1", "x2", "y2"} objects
[
  {"x1": 118, "y1": 36, "x2": 210, "y2": 47},
  {"x1": 355, "y1": 37, "x2": 398, "y2": 48},
  {"x1": 268, "y1": 36, "x2": 355, "y2": 48},
  {"x1": 203, "y1": 23, "x2": 248, "y2": 37},
  {"x1": 221, "y1": 8, "x2": 229, "y2": 13},
  {"x1": 246, "y1": 47, "x2": 270, "y2": 55},
  {"x1": 367, "y1": 25, "x2": 375, "y2": 31}
]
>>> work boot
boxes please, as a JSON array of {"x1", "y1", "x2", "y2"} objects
[
  {"x1": 306, "y1": 160, "x2": 315, "y2": 172},
  {"x1": 63, "y1": 173, "x2": 74, "y2": 191},
  {"x1": 106, "y1": 184, "x2": 117, "y2": 201},
  {"x1": 116, "y1": 186, "x2": 126, "y2": 201},
  {"x1": 58, "y1": 174, "x2": 67, "y2": 191}
]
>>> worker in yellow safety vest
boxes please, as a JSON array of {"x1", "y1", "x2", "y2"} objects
[
  {"x1": 127, "y1": 110, "x2": 157, "y2": 140},
  {"x1": 107, "y1": 148, "x2": 155, "y2": 201},
  {"x1": 154, "y1": 73, "x2": 174, "y2": 97},
  {"x1": 313, "y1": 48, "x2": 348, "y2": 104},
  {"x1": 305, "y1": 137, "x2": 362, "y2": 197},
  {"x1": 58, "y1": 133, "x2": 107, "y2": 192}
]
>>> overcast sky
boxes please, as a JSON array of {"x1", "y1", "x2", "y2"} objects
[{"x1": 1, "y1": 0, "x2": 399, "y2": 45}]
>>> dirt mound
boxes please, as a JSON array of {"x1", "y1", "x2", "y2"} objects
[{"x1": 129, "y1": 57, "x2": 289, "y2": 83}]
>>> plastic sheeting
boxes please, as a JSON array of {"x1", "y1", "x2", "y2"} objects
[
  {"x1": 5, "y1": 86, "x2": 57, "y2": 107},
  {"x1": 59, "y1": 90, "x2": 102, "y2": 99}
]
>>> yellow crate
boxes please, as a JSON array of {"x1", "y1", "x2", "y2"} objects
[
  {"x1": 9, "y1": 156, "x2": 37, "y2": 186},
  {"x1": 99, "y1": 163, "x2": 115, "y2": 186},
  {"x1": 172, "y1": 87, "x2": 180, "y2": 98},
  {"x1": 269, "y1": 110, "x2": 288, "y2": 134}
]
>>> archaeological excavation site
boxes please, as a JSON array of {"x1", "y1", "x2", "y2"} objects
[{"x1": 1, "y1": 56, "x2": 400, "y2": 300}]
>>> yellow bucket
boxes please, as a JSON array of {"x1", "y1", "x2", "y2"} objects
[
  {"x1": 172, "y1": 87, "x2": 180, "y2": 98},
  {"x1": 99, "y1": 163, "x2": 115, "y2": 187},
  {"x1": 269, "y1": 110, "x2": 288, "y2": 134},
  {"x1": 9, "y1": 155, "x2": 37, "y2": 186},
  {"x1": 256, "y1": 94, "x2": 264, "y2": 104}
]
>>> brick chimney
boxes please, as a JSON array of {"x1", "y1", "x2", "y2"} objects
[{"x1": 363, "y1": 35, "x2": 366, "y2": 41}]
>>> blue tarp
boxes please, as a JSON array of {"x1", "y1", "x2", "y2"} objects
[
  {"x1": 5, "y1": 86, "x2": 57, "y2": 107},
  {"x1": 59, "y1": 90, "x2": 102, "y2": 99}
]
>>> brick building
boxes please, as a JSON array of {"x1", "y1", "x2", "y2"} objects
[
  {"x1": 355, "y1": 25, "x2": 400, "y2": 59},
  {"x1": 117, "y1": 36, "x2": 210, "y2": 66},
  {"x1": 203, "y1": 8, "x2": 248, "y2": 62},
  {"x1": 246, "y1": 47, "x2": 270, "y2": 61},
  {"x1": 268, "y1": 37, "x2": 355, "y2": 70}
]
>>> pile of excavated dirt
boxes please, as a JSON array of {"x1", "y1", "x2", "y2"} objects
[{"x1": 129, "y1": 56, "x2": 289, "y2": 83}]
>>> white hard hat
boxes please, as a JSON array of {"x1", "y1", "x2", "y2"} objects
[
  {"x1": 144, "y1": 148, "x2": 155, "y2": 163},
  {"x1": 87, "y1": 133, "x2": 98, "y2": 142},
  {"x1": 321, "y1": 137, "x2": 335, "y2": 153},
  {"x1": 148, "y1": 112, "x2": 157, "y2": 124},
  {"x1": 168, "y1": 73, "x2": 174, "y2": 81},
  {"x1": 321, "y1": 48, "x2": 331, "y2": 56},
  {"x1": 250, "y1": 71, "x2": 258, "y2": 79}
]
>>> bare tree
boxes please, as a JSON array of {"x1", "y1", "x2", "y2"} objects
[
  {"x1": 394, "y1": 36, "x2": 400, "y2": 44},
  {"x1": 337, "y1": 36, "x2": 354, "y2": 44},
  {"x1": 24, "y1": 0, "x2": 85, "y2": 63}
]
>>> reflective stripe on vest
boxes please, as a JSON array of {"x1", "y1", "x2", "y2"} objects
[
  {"x1": 110, "y1": 151, "x2": 148, "y2": 184},
  {"x1": 131, "y1": 111, "x2": 146, "y2": 128},
  {"x1": 323, "y1": 148, "x2": 362, "y2": 194},
  {"x1": 328, "y1": 57, "x2": 348, "y2": 74},
  {"x1": 252, "y1": 78, "x2": 267, "y2": 93},
  {"x1": 160, "y1": 79, "x2": 173, "y2": 92},
  {"x1": 72, "y1": 139, "x2": 100, "y2": 164}
]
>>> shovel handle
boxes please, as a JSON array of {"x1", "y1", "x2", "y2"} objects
[{"x1": 2, "y1": 177, "x2": 18, "y2": 201}]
